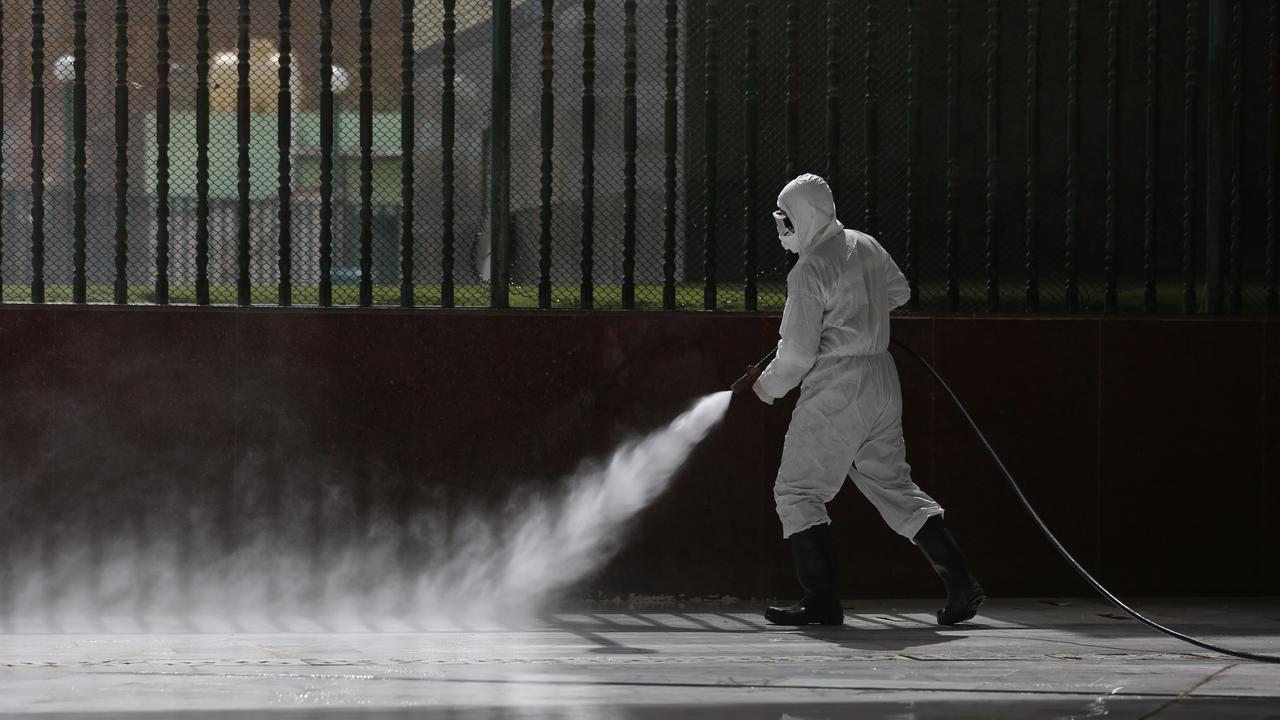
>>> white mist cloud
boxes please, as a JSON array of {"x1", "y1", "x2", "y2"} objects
[{"x1": 3, "y1": 392, "x2": 732, "y2": 633}]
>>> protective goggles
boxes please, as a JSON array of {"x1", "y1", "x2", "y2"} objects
[{"x1": 773, "y1": 210, "x2": 794, "y2": 237}]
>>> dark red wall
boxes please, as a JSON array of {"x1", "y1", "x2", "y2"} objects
[{"x1": 0, "y1": 305, "x2": 1275, "y2": 600}]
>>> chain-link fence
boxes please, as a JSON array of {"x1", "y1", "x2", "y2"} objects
[{"x1": 0, "y1": 0, "x2": 1276, "y2": 313}]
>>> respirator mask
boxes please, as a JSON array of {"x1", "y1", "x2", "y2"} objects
[{"x1": 773, "y1": 209, "x2": 801, "y2": 253}]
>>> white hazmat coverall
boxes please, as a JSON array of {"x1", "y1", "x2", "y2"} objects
[{"x1": 754, "y1": 174, "x2": 944, "y2": 540}]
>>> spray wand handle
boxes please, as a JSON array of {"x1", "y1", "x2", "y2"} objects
[{"x1": 731, "y1": 346, "x2": 778, "y2": 395}]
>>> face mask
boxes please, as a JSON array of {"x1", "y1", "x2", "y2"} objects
[{"x1": 774, "y1": 210, "x2": 801, "y2": 253}]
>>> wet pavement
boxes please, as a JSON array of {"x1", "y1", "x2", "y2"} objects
[{"x1": 1, "y1": 598, "x2": 1278, "y2": 719}]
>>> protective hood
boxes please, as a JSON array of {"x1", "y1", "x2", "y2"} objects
[{"x1": 776, "y1": 174, "x2": 844, "y2": 255}]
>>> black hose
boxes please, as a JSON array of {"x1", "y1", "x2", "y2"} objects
[{"x1": 887, "y1": 336, "x2": 1279, "y2": 663}]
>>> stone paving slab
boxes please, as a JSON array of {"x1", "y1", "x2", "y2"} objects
[{"x1": 0, "y1": 598, "x2": 1277, "y2": 718}]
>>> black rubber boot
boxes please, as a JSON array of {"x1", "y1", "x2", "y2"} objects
[
  {"x1": 765, "y1": 523, "x2": 844, "y2": 626},
  {"x1": 914, "y1": 515, "x2": 986, "y2": 626}
]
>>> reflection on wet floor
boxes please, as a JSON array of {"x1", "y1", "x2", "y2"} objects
[
  {"x1": 14, "y1": 696, "x2": 1279, "y2": 719},
  {"x1": 1, "y1": 599, "x2": 1277, "y2": 720}
]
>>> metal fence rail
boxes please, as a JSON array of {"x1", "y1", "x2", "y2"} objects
[{"x1": 0, "y1": 0, "x2": 1276, "y2": 313}]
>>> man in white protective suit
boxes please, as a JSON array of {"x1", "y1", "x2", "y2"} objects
[{"x1": 731, "y1": 173, "x2": 985, "y2": 627}]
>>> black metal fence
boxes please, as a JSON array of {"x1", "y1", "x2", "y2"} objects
[{"x1": 0, "y1": 0, "x2": 1275, "y2": 313}]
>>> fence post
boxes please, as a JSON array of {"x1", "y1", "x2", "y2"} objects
[
  {"x1": 399, "y1": 0, "x2": 414, "y2": 308},
  {"x1": 1227, "y1": 0, "x2": 1243, "y2": 314},
  {"x1": 75, "y1": 0, "x2": 88, "y2": 303},
  {"x1": 441, "y1": 0, "x2": 456, "y2": 307},
  {"x1": 0, "y1": 3, "x2": 5, "y2": 302},
  {"x1": 985, "y1": 0, "x2": 999, "y2": 312},
  {"x1": 1205, "y1": 0, "x2": 1228, "y2": 314},
  {"x1": 115, "y1": 0, "x2": 130, "y2": 305},
  {"x1": 1026, "y1": 0, "x2": 1040, "y2": 312},
  {"x1": 1065, "y1": 0, "x2": 1079, "y2": 312},
  {"x1": 662, "y1": 0, "x2": 678, "y2": 309},
  {"x1": 1183, "y1": 0, "x2": 1200, "y2": 313},
  {"x1": 1269, "y1": 0, "x2": 1278, "y2": 315},
  {"x1": 703, "y1": 0, "x2": 718, "y2": 311},
  {"x1": 318, "y1": 0, "x2": 334, "y2": 307},
  {"x1": 622, "y1": 0, "x2": 637, "y2": 310},
  {"x1": 538, "y1": 0, "x2": 554, "y2": 309},
  {"x1": 278, "y1": 0, "x2": 293, "y2": 306},
  {"x1": 785, "y1": 1, "x2": 798, "y2": 180},
  {"x1": 196, "y1": 0, "x2": 210, "y2": 304},
  {"x1": 824, "y1": 0, "x2": 837, "y2": 199},
  {"x1": 864, "y1": 0, "x2": 878, "y2": 236},
  {"x1": 1104, "y1": 0, "x2": 1118, "y2": 312},
  {"x1": 743, "y1": 0, "x2": 759, "y2": 311},
  {"x1": 31, "y1": 0, "x2": 45, "y2": 304},
  {"x1": 579, "y1": 0, "x2": 595, "y2": 309},
  {"x1": 490, "y1": 0, "x2": 511, "y2": 309},
  {"x1": 236, "y1": 0, "x2": 250, "y2": 306},
  {"x1": 906, "y1": 0, "x2": 920, "y2": 310},
  {"x1": 358, "y1": 0, "x2": 373, "y2": 307},
  {"x1": 1144, "y1": 0, "x2": 1159, "y2": 313},
  {"x1": 945, "y1": 0, "x2": 959, "y2": 311}
]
